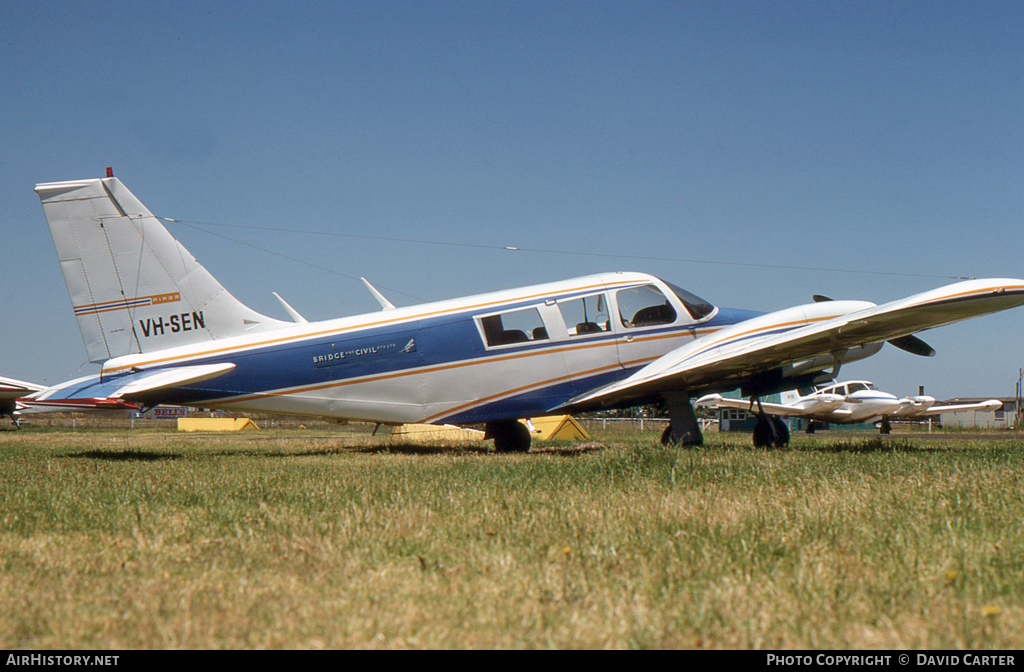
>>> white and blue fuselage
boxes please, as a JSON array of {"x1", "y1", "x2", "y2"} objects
[{"x1": 54, "y1": 272, "x2": 761, "y2": 425}]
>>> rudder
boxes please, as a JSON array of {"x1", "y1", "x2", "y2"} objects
[{"x1": 36, "y1": 176, "x2": 289, "y2": 363}]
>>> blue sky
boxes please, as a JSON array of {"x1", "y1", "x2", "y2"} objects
[{"x1": 2, "y1": 1, "x2": 1022, "y2": 398}]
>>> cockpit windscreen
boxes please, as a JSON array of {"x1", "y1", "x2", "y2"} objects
[{"x1": 662, "y1": 281, "x2": 715, "y2": 320}]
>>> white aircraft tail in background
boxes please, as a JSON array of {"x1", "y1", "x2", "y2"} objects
[{"x1": 35, "y1": 177, "x2": 290, "y2": 363}]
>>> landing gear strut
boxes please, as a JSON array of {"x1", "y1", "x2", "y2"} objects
[
  {"x1": 751, "y1": 398, "x2": 789, "y2": 448},
  {"x1": 661, "y1": 391, "x2": 703, "y2": 446}
]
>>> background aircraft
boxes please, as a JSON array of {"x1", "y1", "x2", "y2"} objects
[
  {"x1": 697, "y1": 380, "x2": 1002, "y2": 445},
  {"x1": 30, "y1": 175, "x2": 1024, "y2": 451}
]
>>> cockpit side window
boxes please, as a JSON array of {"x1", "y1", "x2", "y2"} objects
[
  {"x1": 616, "y1": 285, "x2": 677, "y2": 328},
  {"x1": 663, "y1": 281, "x2": 715, "y2": 320},
  {"x1": 478, "y1": 307, "x2": 550, "y2": 347},
  {"x1": 557, "y1": 294, "x2": 611, "y2": 336}
]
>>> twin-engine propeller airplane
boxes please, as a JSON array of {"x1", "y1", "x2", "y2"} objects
[
  {"x1": 696, "y1": 380, "x2": 1003, "y2": 446},
  {"x1": 32, "y1": 174, "x2": 1024, "y2": 451}
]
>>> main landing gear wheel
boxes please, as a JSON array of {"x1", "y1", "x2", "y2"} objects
[
  {"x1": 879, "y1": 418, "x2": 892, "y2": 435},
  {"x1": 753, "y1": 416, "x2": 790, "y2": 449},
  {"x1": 485, "y1": 420, "x2": 532, "y2": 453},
  {"x1": 661, "y1": 425, "x2": 675, "y2": 446}
]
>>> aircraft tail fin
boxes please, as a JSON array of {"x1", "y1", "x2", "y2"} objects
[
  {"x1": 35, "y1": 176, "x2": 290, "y2": 363},
  {"x1": 779, "y1": 389, "x2": 801, "y2": 405}
]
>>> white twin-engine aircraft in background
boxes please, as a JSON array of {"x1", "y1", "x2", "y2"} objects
[
  {"x1": 31, "y1": 174, "x2": 1024, "y2": 451},
  {"x1": 696, "y1": 380, "x2": 1002, "y2": 446}
]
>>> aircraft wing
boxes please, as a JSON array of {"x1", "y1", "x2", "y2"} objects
[
  {"x1": 562, "y1": 278, "x2": 1024, "y2": 411},
  {"x1": 912, "y1": 399, "x2": 1002, "y2": 417},
  {"x1": 694, "y1": 393, "x2": 842, "y2": 418}
]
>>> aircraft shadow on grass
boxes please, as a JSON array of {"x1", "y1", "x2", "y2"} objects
[{"x1": 62, "y1": 449, "x2": 183, "y2": 462}]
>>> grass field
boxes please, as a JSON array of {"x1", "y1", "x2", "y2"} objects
[{"x1": 1, "y1": 423, "x2": 1023, "y2": 649}]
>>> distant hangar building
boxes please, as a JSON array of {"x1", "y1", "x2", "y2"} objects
[{"x1": 938, "y1": 397, "x2": 1019, "y2": 429}]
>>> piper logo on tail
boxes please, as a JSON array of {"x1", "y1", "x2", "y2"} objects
[
  {"x1": 74, "y1": 292, "x2": 181, "y2": 317},
  {"x1": 138, "y1": 311, "x2": 205, "y2": 337},
  {"x1": 150, "y1": 292, "x2": 181, "y2": 305}
]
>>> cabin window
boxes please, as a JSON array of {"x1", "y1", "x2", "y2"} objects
[
  {"x1": 557, "y1": 294, "x2": 611, "y2": 336},
  {"x1": 616, "y1": 285, "x2": 677, "y2": 328},
  {"x1": 479, "y1": 307, "x2": 550, "y2": 347}
]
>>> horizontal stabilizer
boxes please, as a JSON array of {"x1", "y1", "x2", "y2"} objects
[
  {"x1": 109, "y1": 363, "x2": 236, "y2": 399},
  {"x1": 10, "y1": 373, "x2": 143, "y2": 415}
]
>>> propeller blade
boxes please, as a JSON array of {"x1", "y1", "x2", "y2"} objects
[
  {"x1": 814, "y1": 294, "x2": 933, "y2": 356},
  {"x1": 888, "y1": 334, "x2": 936, "y2": 357}
]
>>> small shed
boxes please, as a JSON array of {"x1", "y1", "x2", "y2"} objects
[
  {"x1": 527, "y1": 416, "x2": 591, "y2": 441},
  {"x1": 177, "y1": 417, "x2": 259, "y2": 432}
]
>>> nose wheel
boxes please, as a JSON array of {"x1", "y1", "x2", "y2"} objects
[
  {"x1": 485, "y1": 420, "x2": 532, "y2": 453},
  {"x1": 753, "y1": 415, "x2": 789, "y2": 448}
]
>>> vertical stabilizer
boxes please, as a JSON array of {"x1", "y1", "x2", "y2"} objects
[
  {"x1": 779, "y1": 389, "x2": 801, "y2": 405},
  {"x1": 36, "y1": 177, "x2": 290, "y2": 363}
]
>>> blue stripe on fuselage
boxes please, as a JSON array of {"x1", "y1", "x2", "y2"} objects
[
  {"x1": 86, "y1": 302, "x2": 767, "y2": 412},
  {"x1": 441, "y1": 368, "x2": 632, "y2": 424}
]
